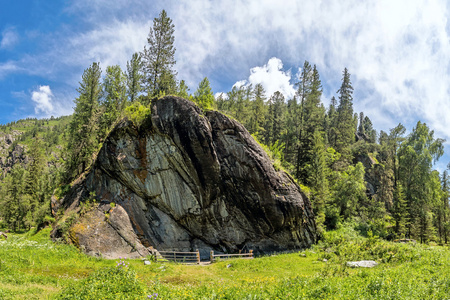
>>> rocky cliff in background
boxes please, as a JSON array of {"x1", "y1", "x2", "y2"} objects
[
  {"x1": 0, "y1": 131, "x2": 27, "y2": 176},
  {"x1": 51, "y1": 96, "x2": 316, "y2": 259}
]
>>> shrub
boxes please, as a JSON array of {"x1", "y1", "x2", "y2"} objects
[{"x1": 124, "y1": 102, "x2": 151, "y2": 126}]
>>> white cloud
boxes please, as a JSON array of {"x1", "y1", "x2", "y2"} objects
[
  {"x1": 31, "y1": 86, "x2": 54, "y2": 115},
  {"x1": 168, "y1": 0, "x2": 450, "y2": 139},
  {"x1": 232, "y1": 57, "x2": 296, "y2": 99},
  {"x1": 4, "y1": 0, "x2": 450, "y2": 147},
  {"x1": 64, "y1": 19, "x2": 150, "y2": 71},
  {"x1": 232, "y1": 80, "x2": 247, "y2": 89},
  {"x1": 0, "y1": 61, "x2": 19, "y2": 79},
  {"x1": 0, "y1": 27, "x2": 19, "y2": 49}
]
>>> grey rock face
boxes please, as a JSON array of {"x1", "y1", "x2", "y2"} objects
[{"x1": 52, "y1": 96, "x2": 316, "y2": 258}]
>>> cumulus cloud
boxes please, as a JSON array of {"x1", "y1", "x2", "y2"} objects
[
  {"x1": 31, "y1": 86, "x2": 54, "y2": 115},
  {"x1": 0, "y1": 27, "x2": 19, "y2": 49},
  {"x1": 233, "y1": 57, "x2": 296, "y2": 99}
]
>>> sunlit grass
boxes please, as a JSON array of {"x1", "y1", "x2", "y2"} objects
[{"x1": 1, "y1": 227, "x2": 450, "y2": 299}]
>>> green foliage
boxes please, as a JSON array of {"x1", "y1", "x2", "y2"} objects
[
  {"x1": 99, "y1": 65, "x2": 127, "y2": 137},
  {"x1": 54, "y1": 184, "x2": 71, "y2": 200},
  {"x1": 65, "y1": 62, "x2": 102, "y2": 180},
  {"x1": 124, "y1": 101, "x2": 151, "y2": 126},
  {"x1": 56, "y1": 263, "x2": 147, "y2": 299},
  {"x1": 333, "y1": 162, "x2": 366, "y2": 220},
  {"x1": 398, "y1": 121, "x2": 445, "y2": 242},
  {"x1": 126, "y1": 52, "x2": 143, "y2": 102},
  {"x1": 193, "y1": 77, "x2": 215, "y2": 110},
  {"x1": 176, "y1": 80, "x2": 190, "y2": 99}
]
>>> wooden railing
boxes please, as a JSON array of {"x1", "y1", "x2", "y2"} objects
[
  {"x1": 155, "y1": 250, "x2": 200, "y2": 264},
  {"x1": 210, "y1": 250, "x2": 253, "y2": 262},
  {"x1": 151, "y1": 249, "x2": 254, "y2": 264}
]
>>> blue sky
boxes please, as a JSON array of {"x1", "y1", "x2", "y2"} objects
[{"x1": 1, "y1": 0, "x2": 450, "y2": 169}]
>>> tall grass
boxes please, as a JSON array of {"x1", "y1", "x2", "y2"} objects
[{"x1": 1, "y1": 226, "x2": 449, "y2": 299}]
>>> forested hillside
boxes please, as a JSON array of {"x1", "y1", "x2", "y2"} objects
[
  {"x1": 0, "y1": 9, "x2": 449, "y2": 246},
  {"x1": 0, "y1": 116, "x2": 71, "y2": 231}
]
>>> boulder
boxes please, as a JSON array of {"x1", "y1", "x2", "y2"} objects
[
  {"x1": 52, "y1": 96, "x2": 316, "y2": 258},
  {"x1": 346, "y1": 260, "x2": 378, "y2": 268}
]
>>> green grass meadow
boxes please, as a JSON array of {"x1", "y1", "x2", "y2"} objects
[{"x1": 1, "y1": 227, "x2": 450, "y2": 299}]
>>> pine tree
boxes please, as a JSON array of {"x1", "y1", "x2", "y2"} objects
[
  {"x1": 306, "y1": 131, "x2": 329, "y2": 236},
  {"x1": 100, "y1": 65, "x2": 127, "y2": 137},
  {"x1": 249, "y1": 83, "x2": 266, "y2": 137},
  {"x1": 295, "y1": 63, "x2": 325, "y2": 182},
  {"x1": 126, "y1": 52, "x2": 143, "y2": 102},
  {"x1": 177, "y1": 80, "x2": 190, "y2": 99},
  {"x1": 193, "y1": 77, "x2": 215, "y2": 110},
  {"x1": 295, "y1": 61, "x2": 312, "y2": 180},
  {"x1": 439, "y1": 170, "x2": 450, "y2": 243},
  {"x1": 363, "y1": 116, "x2": 377, "y2": 143},
  {"x1": 335, "y1": 68, "x2": 355, "y2": 158},
  {"x1": 283, "y1": 96, "x2": 300, "y2": 164},
  {"x1": 327, "y1": 96, "x2": 338, "y2": 147},
  {"x1": 266, "y1": 91, "x2": 285, "y2": 145},
  {"x1": 24, "y1": 136, "x2": 46, "y2": 224},
  {"x1": 141, "y1": 9, "x2": 177, "y2": 97},
  {"x1": 394, "y1": 182, "x2": 408, "y2": 238},
  {"x1": 66, "y1": 62, "x2": 102, "y2": 180},
  {"x1": 1, "y1": 165, "x2": 27, "y2": 231},
  {"x1": 358, "y1": 112, "x2": 365, "y2": 135}
]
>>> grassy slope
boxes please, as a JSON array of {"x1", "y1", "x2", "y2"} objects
[{"x1": 1, "y1": 227, "x2": 450, "y2": 299}]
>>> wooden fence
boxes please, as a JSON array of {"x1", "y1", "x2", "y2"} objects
[
  {"x1": 152, "y1": 249, "x2": 254, "y2": 264},
  {"x1": 155, "y1": 250, "x2": 200, "y2": 264},
  {"x1": 210, "y1": 250, "x2": 253, "y2": 262}
]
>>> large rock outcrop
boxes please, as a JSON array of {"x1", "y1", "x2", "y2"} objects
[{"x1": 52, "y1": 96, "x2": 316, "y2": 259}]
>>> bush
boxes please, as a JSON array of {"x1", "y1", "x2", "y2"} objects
[{"x1": 124, "y1": 102, "x2": 151, "y2": 126}]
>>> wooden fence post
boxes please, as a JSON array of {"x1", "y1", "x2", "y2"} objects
[
  {"x1": 210, "y1": 250, "x2": 214, "y2": 263},
  {"x1": 250, "y1": 250, "x2": 253, "y2": 258},
  {"x1": 196, "y1": 249, "x2": 200, "y2": 264}
]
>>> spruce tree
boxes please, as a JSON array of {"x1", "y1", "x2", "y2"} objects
[
  {"x1": 363, "y1": 116, "x2": 377, "y2": 143},
  {"x1": 295, "y1": 63, "x2": 325, "y2": 182},
  {"x1": 66, "y1": 62, "x2": 102, "y2": 180},
  {"x1": 266, "y1": 91, "x2": 285, "y2": 145},
  {"x1": 394, "y1": 182, "x2": 408, "y2": 238},
  {"x1": 100, "y1": 65, "x2": 127, "y2": 137},
  {"x1": 295, "y1": 61, "x2": 312, "y2": 180},
  {"x1": 249, "y1": 83, "x2": 266, "y2": 137},
  {"x1": 335, "y1": 68, "x2": 355, "y2": 157},
  {"x1": 193, "y1": 77, "x2": 215, "y2": 110},
  {"x1": 177, "y1": 80, "x2": 190, "y2": 99},
  {"x1": 440, "y1": 170, "x2": 450, "y2": 243},
  {"x1": 141, "y1": 9, "x2": 177, "y2": 97},
  {"x1": 307, "y1": 131, "x2": 329, "y2": 236},
  {"x1": 126, "y1": 52, "x2": 143, "y2": 102}
]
